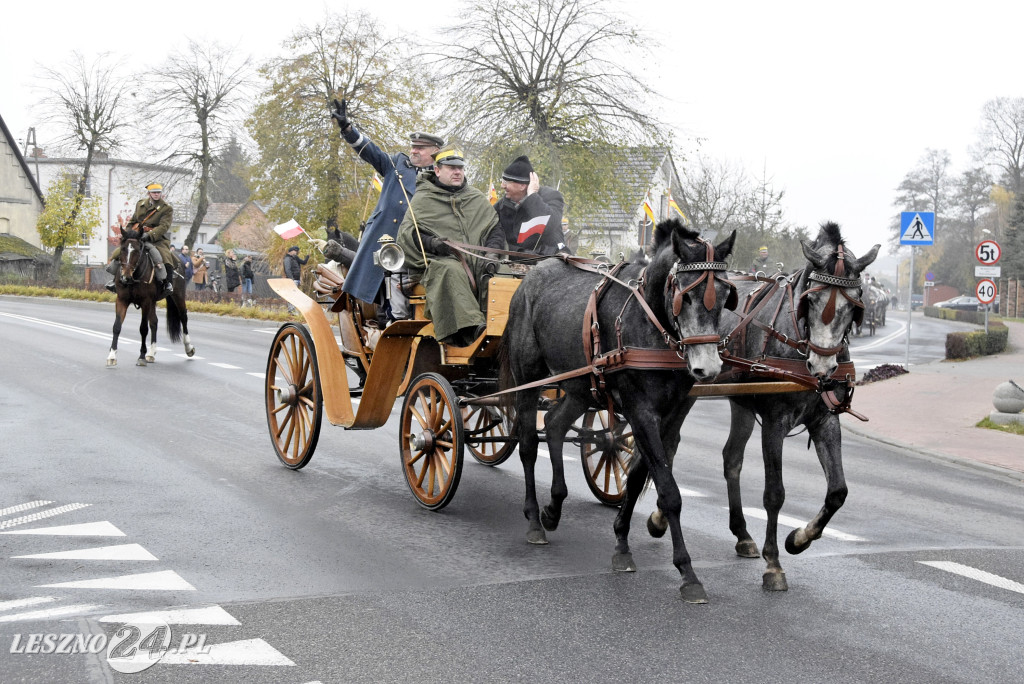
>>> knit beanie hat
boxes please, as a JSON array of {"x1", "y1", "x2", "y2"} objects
[{"x1": 501, "y1": 155, "x2": 533, "y2": 183}]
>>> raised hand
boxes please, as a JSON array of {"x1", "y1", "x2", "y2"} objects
[{"x1": 330, "y1": 99, "x2": 351, "y2": 131}]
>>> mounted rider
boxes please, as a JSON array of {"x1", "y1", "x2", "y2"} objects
[{"x1": 105, "y1": 183, "x2": 176, "y2": 295}]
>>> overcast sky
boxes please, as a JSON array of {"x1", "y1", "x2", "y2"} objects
[{"x1": 3, "y1": 0, "x2": 1022, "y2": 265}]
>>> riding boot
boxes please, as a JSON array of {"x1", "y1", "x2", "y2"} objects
[{"x1": 104, "y1": 260, "x2": 119, "y2": 292}]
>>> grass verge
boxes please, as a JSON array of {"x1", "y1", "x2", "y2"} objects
[{"x1": 976, "y1": 417, "x2": 1024, "y2": 436}]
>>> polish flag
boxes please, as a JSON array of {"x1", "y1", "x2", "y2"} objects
[
  {"x1": 273, "y1": 219, "x2": 305, "y2": 240},
  {"x1": 518, "y1": 215, "x2": 550, "y2": 243}
]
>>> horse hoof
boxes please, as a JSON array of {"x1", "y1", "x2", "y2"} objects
[
  {"x1": 106, "y1": 359, "x2": 117, "y2": 368},
  {"x1": 540, "y1": 508, "x2": 559, "y2": 531},
  {"x1": 762, "y1": 571, "x2": 788, "y2": 592},
  {"x1": 785, "y1": 529, "x2": 810, "y2": 555},
  {"x1": 735, "y1": 539, "x2": 761, "y2": 558},
  {"x1": 186, "y1": 347, "x2": 196, "y2": 358},
  {"x1": 136, "y1": 358, "x2": 147, "y2": 367},
  {"x1": 145, "y1": 355, "x2": 155, "y2": 363},
  {"x1": 526, "y1": 529, "x2": 548, "y2": 545},
  {"x1": 646, "y1": 513, "x2": 667, "y2": 538},
  {"x1": 611, "y1": 552, "x2": 636, "y2": 572},
  {"x1": 679, "y1": 582, "x2": 709, "y2": 604}
]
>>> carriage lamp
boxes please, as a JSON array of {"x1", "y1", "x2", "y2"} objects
[{"x1": 373, "y1": 235, "x2": 405, "y2": 272}]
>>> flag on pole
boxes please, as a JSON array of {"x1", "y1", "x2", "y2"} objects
[
  {"x1": 668, "y1": 191, "x2": 686, "y2": 221},
  {"x1": 642, "y1": 196, "x2": 656, "y2": 226},
  {"x1": 273, "y1": 219, "x2": 305, "y2": 240},
  {"x1": 518, "y1": 215, "x2": 550, "y2": 243},
  {"x1": 488, "y1": 181, "x2": 498, "y2": 205},
  {"x1": 372, "y1": 173, "x2": 383, "y2": 193}
]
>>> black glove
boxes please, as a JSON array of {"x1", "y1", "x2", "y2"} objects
[
  {"x1": 424, "y1": 236, "x2": 451, "y2": 257},
  {"x1": 330, "y1": 99, "x2": 350, "y2": 131},
  {"x1": 140, "y1": 232, "x2": 153, "y2": 243},
  {"x1": 483, "y1": 253, "x2": 500, "y2": 275}
]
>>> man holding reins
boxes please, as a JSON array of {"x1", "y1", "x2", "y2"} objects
[{"x1": 105, "y1": 183, "x2": 176, "y2": 295}]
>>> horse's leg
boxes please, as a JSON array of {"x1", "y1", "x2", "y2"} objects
[
  {"x1": 785, "y1": 412, "x2": 847, "y2": 555},
  {"x1": 538, "y1": 394, "x2": 588, "y2": 532},
  {"x1": 629, "y1": 411, "x2": 707, "y2": 603},
  {"x1": 137, "y1": 303, "x2": 151, "y2": 366},
  {"x1": 107, "y1": 299, "x2": 128, "y2": 367},
  {"x1": 145, "y1": 302, "x2": 158, "y2": 363},
  {"x1": 178, "y1": 292, "x2": 195, "y2": 357},
  {"x1": 612, "y1": 455, "x2": 648, "y2": 573},
  {"x1": 724, "y1": 401, "x2": 760, "y2": 558},
  {"x1": 517, "y1": 388, "x2": 547, "y2": 545},
  {"x1": 760, "y1": 418, "x2": 788, "y2": 591},
  {"x1": 647, "y1": 396, "x2": 696, "y2": 538}
]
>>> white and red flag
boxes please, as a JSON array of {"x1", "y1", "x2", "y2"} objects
[
  {"x1": 518, "y1": 214, "x2": 550, "y2": 243},
  {"x1": 273, "y1": 219, "x2": 305, "y2": 240}
]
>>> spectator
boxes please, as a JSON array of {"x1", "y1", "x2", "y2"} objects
[
  {"x1": 283, "y1": 245, "x2": 308, "y2": 286},
  {"x1": 224, "y1": 249, "x2": 241, "y2": 297},
  {"x1": 242, "y1": 254, "x2": 254, "y2": 305},
  {"x1": 192, "y1": 248, "x2": 209, "y2": 291},
  {"x1": 179, "y1": 244, "x2": 194, "y2": 285}
]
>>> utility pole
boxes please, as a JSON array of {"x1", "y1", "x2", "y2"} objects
[{"x1": 21, "y1": 127, "x2": 40, "y2": 185}]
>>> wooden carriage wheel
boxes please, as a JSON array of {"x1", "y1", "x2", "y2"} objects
[
  {"x1": 265, "y1": 323, "x2": 322, "y2": 470},
  {"x1": 579, "y1": 409, "x2": 635, "y2": 506},
  {"x1": 400, "y1": 373, "x2": 465, "y2": 510},
  {"x1": 462, "y1": 402, "x2": 517, "y2": 466}
]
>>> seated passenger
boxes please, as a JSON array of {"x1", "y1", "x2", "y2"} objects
[
  {"x1": 397, "y1": 145, "x2": 505, "y2": 346},
  {"x1": 494, "y1": 155, "x2": 570, "y2": 257}
]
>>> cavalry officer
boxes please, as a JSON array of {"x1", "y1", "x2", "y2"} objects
[
  {"x1": 494, "y1": 155, "x2": 570, "y2": 257},
  {"x1": 105, "y1": 183, "x2": 175, "y2": 295},
  {"x1": 326, "y1": 98, "x2": 444, "y2": 323},
  {"x1": 397, "y1": 145, "x2": 505, "y2": 346}
]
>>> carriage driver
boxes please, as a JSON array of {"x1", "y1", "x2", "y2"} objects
[
  {"x1": 105, "y1": 183, "x2": 176, "y2": 295},
  {"x1": 396, "y1": 145, "x2": 506, "y2": 346}
]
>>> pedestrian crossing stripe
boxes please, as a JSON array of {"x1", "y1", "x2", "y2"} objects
[
  {"x1": 36, "y1": 570, "x2": 196, "y2": 591},
  {"x1": 918, "y1": 561, "x2": 1024, "y2": 595},
  {"x1": 13, "y1": 543, "x2": 158, "y2": 561},
  {"x1": 99, "y1": 605, "x2": 241, "y2": 625},
  {"x1": 1, "y1": 521, "x2": 125, "y2": 536},
  {"x1": 158, "y1": 638, "x2": 295, "y2": 666}
]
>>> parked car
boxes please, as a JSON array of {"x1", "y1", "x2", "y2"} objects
[
  {"x1": 911, "y1": 294, "x2": 924, "y2": 310},
  {"x1": 934, "y1": 295, "x2": 981, "y2": 311}
]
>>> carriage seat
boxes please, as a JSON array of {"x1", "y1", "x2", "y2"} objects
[{"x1": 312, "y1": 262, "x2": 346, "y2": 298}]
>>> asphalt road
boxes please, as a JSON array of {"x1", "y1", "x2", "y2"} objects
[{"x1": 1, "y1": 296, "x2": 1022, "y2": 684}]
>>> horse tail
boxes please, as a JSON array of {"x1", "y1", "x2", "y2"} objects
[
  {"x1": 165, "y1": 295, "x2": 183, "y2": 343},
  {"x1": 497, "y1": 334, "x2": 518, "y2": 434}
]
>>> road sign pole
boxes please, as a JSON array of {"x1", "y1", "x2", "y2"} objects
[{"x1": 905, "y1": 247, "x2": 914, "y2": 369}]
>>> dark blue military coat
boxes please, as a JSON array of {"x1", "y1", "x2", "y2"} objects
[{"x1": 340, "y1": 125, "x2": 420, "y2": 302}]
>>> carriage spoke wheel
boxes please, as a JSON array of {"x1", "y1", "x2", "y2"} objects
[
  {"x1": 462, "y1": 402, "x2": 517, "y2": 466},
  {"x1": 265, "y1": 323, "x2": 322, "y2": 470},
  {"x1": 400, "y1": 373, "x2": 465, "y2": 510},
  {"x1": 579, "y1": 409, "x2": 635, "y2": 506}
]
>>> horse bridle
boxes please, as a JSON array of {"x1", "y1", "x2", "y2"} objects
[
  {"x1": 795, "y1": 244, "x2": 865, "y2": 356},
  {"x1": 665, "y1": 238, "x2": 738, "y2": 320}
]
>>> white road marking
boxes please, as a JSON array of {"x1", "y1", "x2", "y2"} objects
[
  {"x1": 253, "y1": 329, "x2": 279, "y2": 334},
  {"x1": 848, "y1": 320, "x2": 906, "y2": 352},
  {"x1": 0, "y1": 596, "x2": 56, "y2": 612},
  {"x1": 0, "y1": 501, "x2": 54, "y2": 517},
  {"x1": 679, "y1": 486, "x2": 707, "y2": 498},
  {"x1": 0, "y1": 503, "x2": 92, "y2": 530},
  {"x1": 37, "y1": 570, "x2": 196, "y2": 591},
  {"x1": 208, "y1": 362, "x2": 242, "y2": 369},
  {"x1": 175, "y1": 353, "x2": 204, "y2": 359},
  {"x1": 158, "y1": 638, "x2": 295, "y2": 666},
  {"x1": 918, "y1": 561, "x2": 1024, "y2": 595},
  {"x1": 0, "y1": 312, "x2": 109, "y2": 340},
  {"x1": 537, "y1": 446, "x2": 578, "y2": 462},
  {"x1": 13, "y1": 543, "x2": 158, "y2": 561},
  {"x1": 99, "y1": 605, "x2": 240, "y2": 626},
  {"x1": 740, "y1": 507, "x2": 866, "y2": 541},
  {"x1": 0, "y1": 604, "x2": 105, "y2": 623},
  {"x1": 1, "y1": 521, "x2": 125, "y2": 537},
  {"x1": 247, "y1": 372, "x2": 265, "y2": 379}
]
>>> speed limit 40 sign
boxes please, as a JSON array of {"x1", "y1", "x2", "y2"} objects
[
  {"x1": 976, "y1": 278, "x2": 997, "y2": 304},
  {"x1": 976, "y1": 240, "x2": 1001, "y2": 264}
]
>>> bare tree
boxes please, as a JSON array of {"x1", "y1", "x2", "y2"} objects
[
  {"x1": 677, "y1": 153, "x2": 749, "y2": 237},
  {"x1": 977, "y1": 97, "x2": 1024, "y2": 196},
  {"x1": 147, "y1": 40, "x2": 252, "y2": 249},
  {"x1": 743, "y1": 163, "x2": 786, "y2": 243},
  {"x1": 440, "y1": 0, "x2": 662, "y2": 148},
  {"x1": 36, "y1": 52, "x2": 131, "y2": 271}
]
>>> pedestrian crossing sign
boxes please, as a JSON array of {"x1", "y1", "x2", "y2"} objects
[{"x1": 900, "y1": 212, "x2": 935, "y2": 245}]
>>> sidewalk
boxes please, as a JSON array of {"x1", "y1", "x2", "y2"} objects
[{"x1": 843, "y1": 319, "x2": 1024, "y2": 479}]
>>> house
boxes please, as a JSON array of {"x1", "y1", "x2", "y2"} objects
[
  {"x1": 23, "y1": 150, "x2": 189, "y2": 266},
  {"x1": 169, "y1": 201, "x2": 270, "y2": 251},
  {"x1": 572, "y1": 147, "x2": 687, "y2": 258},
  {"x1": 0, "y1": 113, "x2": 45, "y2": 247}
]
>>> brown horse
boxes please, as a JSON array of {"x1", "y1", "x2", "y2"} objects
[{"x1": 106, "y1": 228, "x2": 195, "y2": 367}]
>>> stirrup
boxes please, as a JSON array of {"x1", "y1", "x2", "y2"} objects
[
  {"x1": 105, "y1": 281, "x2": 116, "y2": 293},
  {"x1": 163, "y1": 279, "x2": 174, "y2": 294}
]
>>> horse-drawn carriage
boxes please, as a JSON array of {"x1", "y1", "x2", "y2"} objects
[{"x1": 264, "y1": 220, "x2": 878, "y2": 602}]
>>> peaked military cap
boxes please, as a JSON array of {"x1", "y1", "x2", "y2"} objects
[
  {"x1": 432, "y1": 145, "x2": 466, "y2": 167},
  {"x1": 409, "y1": 132, "x2": 444, "y2": 147}
]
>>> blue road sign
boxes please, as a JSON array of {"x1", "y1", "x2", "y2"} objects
[{"x1": 900, "y1": 212, "x2": 935, "y2": 245}]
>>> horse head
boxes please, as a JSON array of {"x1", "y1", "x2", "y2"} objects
[
  {"x1": 651, "y1": 219, "x2": 737, "y2": 382},
  {"x1": 797, "y1": 222, "x2": 879, "y2": 378},
  {"x1": 117, "y1": 228, "x2": 145, "y2": 286}
]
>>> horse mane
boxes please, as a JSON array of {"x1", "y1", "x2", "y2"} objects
[
  {"x1": 652, "y1": 218, "x2": 698, "y2": 254},
  {"x1": 810, "y1": 221, "x2": 857, "y2": 275},
  {"x1": 121, "y1": 228, "x2": 143, "y2": 242}
]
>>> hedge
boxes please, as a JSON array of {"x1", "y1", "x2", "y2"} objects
[{"x1": 945, "y1": 321, "x2": 1008, "y2": 359}]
